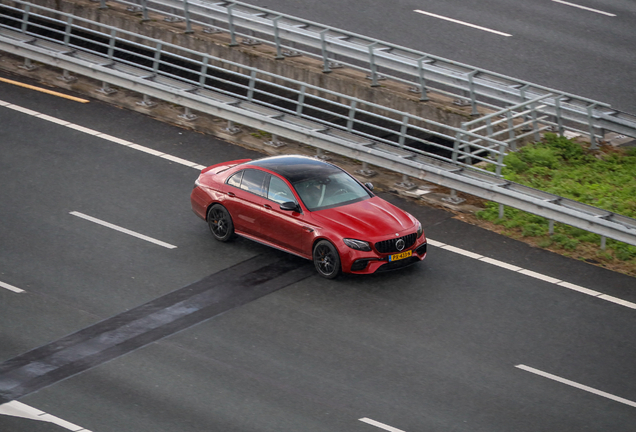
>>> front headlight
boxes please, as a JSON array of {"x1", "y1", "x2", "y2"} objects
[
  {"x1": 416, "y1": 221, "x2": 423, "y2": 238},
  {"x1": 343, "y1": 238, "x2": 371, "y2": 251}
]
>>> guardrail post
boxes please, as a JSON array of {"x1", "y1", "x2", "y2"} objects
[
  {"x1": 555, "y1": 96, "x2": 565, "y2": 136},
  {"x1": 346, "y1": 101, "x2": 357, "y2": 132},
  {"x1": 467, "y1": 71, "x2": 478, "y2": 116},
  {"x1": 152, "y1": 43, "x2": 162, "y2": 75},
  {"x1": 355, "y1": 162, "x2": 377, "y2": 178},
  {"x1": 601, "y1": 236, "x2": 606, "y2": 250},
  {"x1": 398, "y1": 115, "x2": 409, "y2": 148},
  {"x1": 225, "y1": 120, "x2": 241, "y2": 134},
  {"x1": 21, "y1": 4, "x2": 30, "y2": 34},
  {"x1": 587, "y1": 104, "x2": 599, "y2": 150},
  {"x1": 141, "y1": 0, "x2": 149, "y2": 22},
  {"x1": 416, "y1": 57, "x2": 429, "y2": 101},
  {"x1": 137, "y1": 94, "x2": 157, "y2": 108},
  {"x1": 452, "y1": 131, "x2": 462, "y2": 164},
  {"x1": 97, "y1": 81, "x2": 117, "y2": 95},
  {"x1": 549, "y1": 220, "x2": 554, "y2": 235},
  {"x1": 265, "y1": 134, "x2": 285, "y2": 148},
  {"x1": 180, "y1": 107, "x2": 197, "y2": 121},
  {"x1": 495, "y1": 141, "x2": 506, "y2": 177},
  {"x1": 182, "y1": 0, "x2": 193, "y2": 34},
  {"x1": 199, "y1": 57, "x2": 209, "y2": 87},
  {"x1": 227, "y1": 4, "x2": 239, "y2": 47},
  {"x1": 247, "y1": 70, "x2": 256, "y2": 101},
  {"x1": 273, "y1": 16, "x2": 285, "y2": 60},
  {"x1": 320, "y1": 29, "x2": 332, "y2": 73},
  {"x1": 506, "y1": 110, "x2": 517, "y2": 151},
  {"x1": 395, "y1": 174, "x2": 416, "y2": 191},
  {"x1": 532, "y1": 102, "x2": 540, "y2": 142},
  {"x1": 107, "y1": 29, "x2": 116, "y2": 60},
  {"x1": 368, "y1": 43, "x2": 380, "y2": 87},
  {"x1": 296, "y1": 85, "x2": 306, "y2": 115},
  {"x1": 499, "y1": 204, "x2": 504, "y2": 219},
  {"x1": 64, "y1": 16, "x2": 73, "y2": 47}
]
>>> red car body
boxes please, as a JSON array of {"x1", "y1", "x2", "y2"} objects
[{"x1": 191, "y1": 155, "x2": 427, "y2": 277}]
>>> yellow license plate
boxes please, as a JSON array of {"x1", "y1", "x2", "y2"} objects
[{"x1": 389, "y1": 250, "x2": 412, "y2": 262}]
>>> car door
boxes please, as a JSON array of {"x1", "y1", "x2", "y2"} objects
[
  {"x1": 222, "y1": 168, "x2": 269, "y2": 237},
  {"x1": 259, "y1": 173, "x2": 315, "y2": 257}
]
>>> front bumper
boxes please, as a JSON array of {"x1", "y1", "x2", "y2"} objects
[{"x1": 340, "y1": 238, "x2": 427, "y2": 274}]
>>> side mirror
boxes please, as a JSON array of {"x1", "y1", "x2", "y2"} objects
[
  {"x1": 280, "y1": 201, "x2": 300, "y2": 212},
  {"x1": 364, "y1": 182, "x2": 374, "y2": 191}
]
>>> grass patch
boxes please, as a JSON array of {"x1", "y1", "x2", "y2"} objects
[{"x1": 477, "y1": 133, "x2": 636, "y2": 273}]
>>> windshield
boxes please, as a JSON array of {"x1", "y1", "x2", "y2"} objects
[{"x1": 293, "y1": 171, "x2": 372, "y2": 211}]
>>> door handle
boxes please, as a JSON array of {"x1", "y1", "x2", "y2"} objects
[
  {"x1": 263, "y1": 204, "x2": 272, "y2": 209},
  {"x1": 227, "y1": 191, "x2": 236, "y2": 197},
  {"x1": 302, "y1": 226, "x2": 314, "y2": 233}
]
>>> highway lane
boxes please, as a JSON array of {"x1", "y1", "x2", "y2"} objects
[
  {"x1": 1, "y1": 75, "x2": 635, "y2": 431},
  {"x1": 239, "y1": 0, "x2": 636, "y2": 114}
]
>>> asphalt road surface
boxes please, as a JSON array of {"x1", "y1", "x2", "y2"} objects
[
  {"x1": 1, "y1": 73, "x2": 635, "y2": 432},
  {"x1": 238, "y1": 0, "x2": 636, "y2": 115}
]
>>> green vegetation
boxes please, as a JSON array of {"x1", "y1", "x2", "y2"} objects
[{"x1": 477, "y1": 133, "x2": 636, "y2": 271}]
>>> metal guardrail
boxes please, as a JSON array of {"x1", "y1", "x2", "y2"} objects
[
  {"x1": 108, "y1": 0, "x2": 636, "y2": 147},
  {"x1": 1, "y1": 0, "x2": 635, "y2": 248}
]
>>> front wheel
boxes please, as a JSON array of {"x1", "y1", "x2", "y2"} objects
[
  {"x1": 313, "y1": 240, "x2": 341, "y2": 279},
  {"x1": 207, "y1": 204, "x2": 234, "y2": 242}
]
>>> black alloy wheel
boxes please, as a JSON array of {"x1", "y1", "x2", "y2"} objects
[
  {"x1": 207, "y1": 204, "x2": 234, "y2": 242},
  {"x1": 313, "y1": 240, "x2": 341, "y2": 279}
]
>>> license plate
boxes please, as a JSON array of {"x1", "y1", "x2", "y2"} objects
[{"x1": 389, "y1": 250, "x2": 412, "y2": 262}]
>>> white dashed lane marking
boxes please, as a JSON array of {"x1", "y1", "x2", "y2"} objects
[
  {"x1": 70, "y1": 211, "x2": 178, "y2": 249},
  {"x1": 428, "y1": 239, "x2": 636, "y2": 310},
  {"x1": 0, "y1": 401, "x2": 92, "y2": 431},
  {"x1": 516, "y1": 365, "x2": 636, "y2": 408},
  {"x1": 359, "y1": 417, "x2": 408, "y2": 432},
  {"x1": 413, "y1": 10, "x2": 512, "y2": 37},
  {"x1": 0, "y1": 281, "x2": 25, "y2": 293},
  {"x1": 551, "y1": 0, "x2": 616, "y2": 17}
]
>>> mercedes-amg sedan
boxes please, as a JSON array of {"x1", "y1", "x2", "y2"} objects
[{"x1": 191, "y1": 155, "x2": 427, "y2": 278}]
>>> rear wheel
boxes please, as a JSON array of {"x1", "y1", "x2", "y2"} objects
[
  {"x1": 313, "y1": 240, "x2": 341, "y2": 279},
  {"x1": 207, "y1": 204, "x2": 234, "y2": 242}
]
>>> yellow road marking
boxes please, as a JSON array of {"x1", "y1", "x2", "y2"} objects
[{"x1": 0, "y1": 76, "x2": 90, "y2": 103}]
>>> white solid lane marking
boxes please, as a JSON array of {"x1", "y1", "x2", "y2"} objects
[
  {"x1": 597, "y1": 294, "x2": 636, "y2": 310},
  {"x1": 0, "y1": 401, "x2": 92, "y2": 431},
  {"x1": 429, "y1": 239, "x2": 636, "y2": 310},
  {"x1": 0, "y1": 280, "x2": 25, "y2": 293},
  {"x1": 556, "y1": 281, "x2": 601, "y2": 297},
  {"x1": 359, "y1": 417, "x2": 407, "y2": 432},
  {"x1": 551, "y1": 0, "x2": 616, "y2": 16},
  {"x1": 414, "y1": 10, "x2": 512, "y2": 37},
  {"x1": 70, "y1": 211, "x2": 177, "y2": 249},
  {"x1": 517, "y1": 269, "x2": 561, "y2": 284},
  {"x1": 516, "y1": 364, "x2": 636, "y2": 408}
]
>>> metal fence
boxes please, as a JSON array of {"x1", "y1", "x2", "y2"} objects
[
  {"x1": 1, "y1": 0, "x2": 636, "y2": 248},
  {"x1": 108, "y1": 0, "x2": 636, "y2": 147}
]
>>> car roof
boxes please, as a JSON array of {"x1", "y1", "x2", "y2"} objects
[{"x1": 247, "y1": 155, "x2": 343, "y2": 183}]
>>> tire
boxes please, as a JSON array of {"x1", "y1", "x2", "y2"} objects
[
  {"x1": 313, "y1": 240, "x2": 341, "y2": 279},
  {"x1": 207, "y1": 204, "x2": 234, "y2": 242}
]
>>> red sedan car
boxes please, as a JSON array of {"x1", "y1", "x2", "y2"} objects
[{"x1": 191, "y1": 155, "x2": 427, "y2": 278}]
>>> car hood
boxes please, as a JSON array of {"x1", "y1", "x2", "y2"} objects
[{"x1": 310, "y1": 197, "x2": 416, "y2": 239}]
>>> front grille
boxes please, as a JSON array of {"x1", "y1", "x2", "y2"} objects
[{"x1": 374, "y1": 233, "x2": 417, "y2": 254}]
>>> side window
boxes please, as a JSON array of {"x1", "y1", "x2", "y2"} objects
[
  {"x1": 267, "y1": 175, "x2": 296, "y2": 205},
  {"x1": 240, "y1": 169, "x2": 267, "y2": 197},
  {"x1": 227, "y1": 170, "x2": 243, "y2": 188}
]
